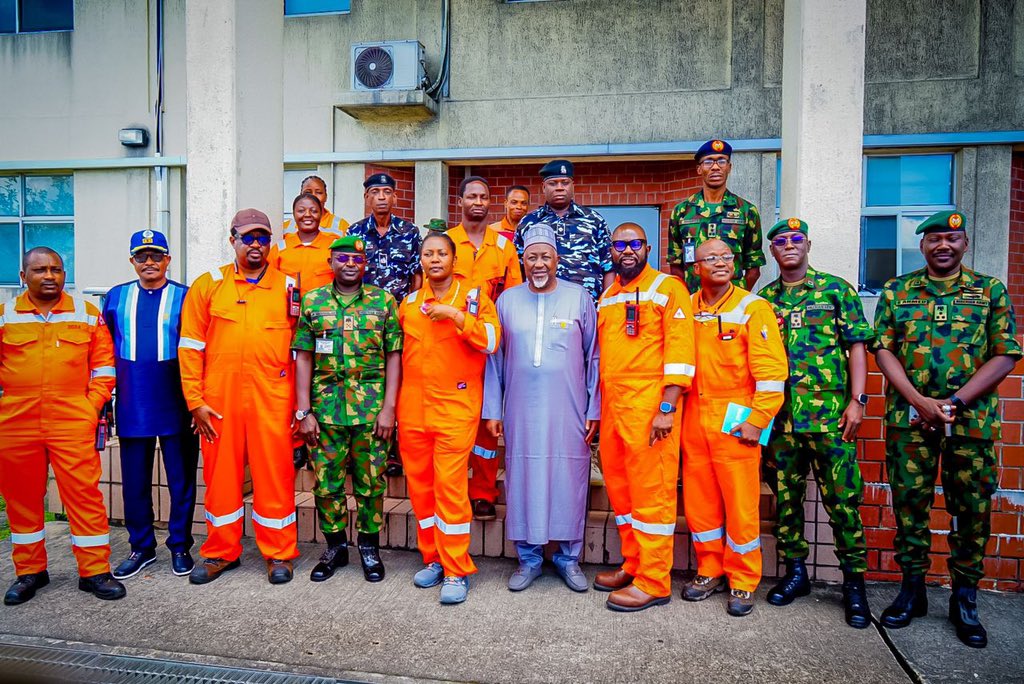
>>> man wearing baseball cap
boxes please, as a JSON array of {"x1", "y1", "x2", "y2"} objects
[
  {"x1": 179, "y1": 209, "x2": 301, "y2": 585},
  {"x1": 103, "y1": 230, "x2": 199, "y2": 580}
]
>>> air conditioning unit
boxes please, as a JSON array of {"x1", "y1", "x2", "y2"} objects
[{"x1": 351, "y1": 41, "x2": 426, "y2": 92}]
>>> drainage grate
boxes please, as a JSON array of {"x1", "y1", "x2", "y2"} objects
[{"x1": 0, "y1": 641, "x2": 348, "y2": 684}]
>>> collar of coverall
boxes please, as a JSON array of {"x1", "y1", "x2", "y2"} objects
[{"x1": 16, "y1": 290, "x2": 74, "y2": 313}]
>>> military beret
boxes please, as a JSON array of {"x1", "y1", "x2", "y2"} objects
[
  {"x1": 329, "y1": 235, "x2": 366, "y2": 252},
  {"x1": 766, "y1": 217, "x2": 809, "y2": 241},
  {"x1": 129, "y1": 229, "x2": 169, "y2": 255},
  {"x1": 539, "y1": 159, "x2": 574, "y2": 179},
  {"x1": 363, "y1": 173, "x2": 396, "y2": 189},
  {"x1": 425, "y1": 218, "x2": 448, "y2": 232},
  {"x1": 695, "y1": 139, "x2": 732, "y2": 162},
  {"x1": 915, "y1": 209, "x2": 967, "y2": 235}
]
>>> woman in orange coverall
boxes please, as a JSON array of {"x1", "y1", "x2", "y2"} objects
[{"x1": 397, "y1": 231, "x2": 500, "y2": 605}]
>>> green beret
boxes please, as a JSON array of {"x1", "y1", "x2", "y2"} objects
[
  {"x1": 766, "y1": 217, "x2": 809, "y2": 241},
  {"x1": 915, "y1": 209, "x2": 966, "y2": 235},
  {"x1": 329, "y1": 235, "x2": 366, "y2": 252},
  {"x1": 425, "y1": 218, "x2": 448, "y2": 232}
]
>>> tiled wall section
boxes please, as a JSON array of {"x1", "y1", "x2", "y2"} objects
[{"x1": 1008, "y1": 153, "x2": 1024, "y2": 329}]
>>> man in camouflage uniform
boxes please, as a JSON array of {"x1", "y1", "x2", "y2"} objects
[
  {"x1": 874, "y1": 209, "x2": 1020, "y2": 649},
  {"x1": 293, "y1": 235, "x2": 403, "y2": 583},
  {"x1": 759, "y1": 217, "x2": 873, "y2": 629},
  {"x1": 667, "y1": 139, "x2": 765, "y2": 294},
  {"x1": 515, "y1": 159, "x2": 613, "y2": 303}
]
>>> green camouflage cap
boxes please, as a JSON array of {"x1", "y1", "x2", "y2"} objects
[
  {"x1": 329, "y1": 235, "x2": 366, "y2": 252},
  {"x1": 915, "y1": 209, "x2": 966, "y2": 235},
  {"x1": 766, "y1": 217, "x2": 809, "y2": 241},
  {"x1": 424, "y1": 218, "x2": 448, "y2": 232}
]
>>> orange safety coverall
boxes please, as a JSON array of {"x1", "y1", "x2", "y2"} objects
[
  {"x1": 683, "y1": 284, "x2": 788, "y2": 592},
  {"x1": 179, "y1": 264, "x2": 299, "y2": 562},
  {"x1": 397, "y1": 274, "x2": 500, "y2": 577},
  {"x1": 268, "y1": 229, "x2": 343, "y2": 297},
  {"x1": 0, "y1": 292, "x2": 116, "y2": 577},
  {"x1": 488, "y1": 218, "x2": 517, "y2": 243},
  {"x1": 597, "y1": 265, "x2": 695, "y2": 598},
  {"x1": 449, "y1": 223, "x2": 524, "y2": 503},
  {"x1": 283, "y1": 211, "x2": 349, "y2": 235}
]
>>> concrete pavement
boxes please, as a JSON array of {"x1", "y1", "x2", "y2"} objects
[{"x1": 1, "y1": 522, "x2": 1021, "y2": 683}]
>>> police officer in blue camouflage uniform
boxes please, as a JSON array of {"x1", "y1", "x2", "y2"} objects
[{"x1": 515, "y1": 160, "x2": 613, "y2": 303}]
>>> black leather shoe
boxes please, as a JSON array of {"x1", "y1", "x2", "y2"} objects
[
  {"x1": 949, "y1": 585, "x2": 987, "y2": 648},
  {"x1": 881, "y1": 574, "x2": 927, "y2": 628},
  {"x1": 171, "y1": 552, "x2": 195, "y2": 577},
  {"x1": 385, "y1": 461, "x2": 403, "y2": 477},
  {"x1": 4, "y1": 571, "x2": 50, "y2": 606},
  {"x1": 78, "y1": 572, "x2": 127, "y2": 601},
  {"x1": 112, "y1": 549, "x2": 157, "y2": 580},
  {"x1": 309, "y1": 544, "x2": 349, "y2": 582},
  {"x1": 767, "y1": 559, "x2": 811, "y2": 606},
  {"x1": 359, "y1": 544, "x2": 385, "y2": 583},
  {"x1": 842, "y1": 571, "x2": 872, "y2": 629},
  {"x1": 267, "y1": 559, "x2": 293, "y2": 584}
]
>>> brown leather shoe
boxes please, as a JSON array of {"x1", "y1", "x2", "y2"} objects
[
  {"x1": 189, "y1": 557, "x2": 240, "y2": 585},
  {"x1": 606, "y1": 584, "x2": 671, "y2": 612},
  {"x1": 593, "y1": 568, "x2": 634, "y2": 592},
  {"x1": 266, "y1": 558, "x2": 294, "y2": 584}
]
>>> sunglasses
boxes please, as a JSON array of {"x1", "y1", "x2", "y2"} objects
[
  {"x1": 612, "y1": 239, "x2": 647, "y2": 252},
  {"x1": 236, "y1": 233, "x2": 272, "y2": 247},
  {"x1": 771, "y1": 234, "x2": 807, "y2": 247},
  {"x1": 333, "y1": 253, "x2": 366, "y2": 264},
  {"x1": 131, "y1": 253, "x2": 167, "y2": 264}
]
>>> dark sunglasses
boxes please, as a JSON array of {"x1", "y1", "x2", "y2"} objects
[
  {"x1": 131, "y1": 252, "x2": 167, "y2": 264},
  {"x1": 771, "y1": 234, "x2": 807, "y2": 247},
  {"x1": 612, "y1": 239, "x2": 647, "y2": 252},
  {"x1": 236, "y1": 233, "x2": 272, "y2": 247},
  {"x1": 333, "y1": 253, "x2": 366, "y2": 264}
]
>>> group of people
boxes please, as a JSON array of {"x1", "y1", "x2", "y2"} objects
[{"x1": 0, "y1": 140, "x2": 1017, "y2": 651}]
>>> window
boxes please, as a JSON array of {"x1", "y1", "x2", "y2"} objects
[
  {"x1": 859, "y1": 154, "x2": 955, "y2": 292},
  {"x1": 0, "y1": 174, "x2": 75, "y2": 285},
  {"x1": 0, "y1": 0, "x2": 73, "y2": 34},
  {"x1": 284, "y1": 0, "x2": 350, "y2": 16}
]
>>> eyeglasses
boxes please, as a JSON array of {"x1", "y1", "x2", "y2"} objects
[
  {"x1": 131, "y1": 252, "x2": 167, "y2": 264},
  {"x1": 612, "y1": 239, "x2": 647, "y2": 252},
  {"x1": 698, "y1": 253, "x2": 736, "y2": 265},
  {"x1": 771, "y1": 234, "x2": 807, "y2": 247},
  {"x1": 699, "y1": 158, "x2": 730, "y2": 169},
  {"x1": 333, "y1": 253, "x2": 366, "y2": 264},
  {"x1": 236, "y1": 233, "x2": 272, "y2": 247}
]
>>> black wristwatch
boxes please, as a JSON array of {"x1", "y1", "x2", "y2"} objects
[
  {"x1": 855, "y1": 393, "x2": 869, "y2": 407},
  {"x1": 951, "y1": 395, "x2": 967, "y2": 412}
]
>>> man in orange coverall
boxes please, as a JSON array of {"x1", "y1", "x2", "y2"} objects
[
  {"x1": 594, "y1": 223, "x2": 695, "y2": 612},
  {"x1": 1, "y1": 247, "x2": 126, "y2": 605},
  {"x1": 681, "y1": 238, "x2": 788, "y2": 617},
  {"x1": 398, "y1": 231, "x2": 500, "y2": 605},
  {"x1": 179, "y1": 209, "x2": 300, "y2": 586},
  {"x1": 449, "y1": 175, "x2": 523, "y2": 522}
]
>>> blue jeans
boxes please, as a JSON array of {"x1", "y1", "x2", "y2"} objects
[{"x1": 515, "y1": 540, "x2": 583, "y2": 571}]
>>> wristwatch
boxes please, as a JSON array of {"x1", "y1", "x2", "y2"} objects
[
  {"x1": 855, "y1": 393, "x2": 869, "y2": 407},
  {"x1": 295, "y1": 408, "x2": 313, "y2": 421},
  {"x1": 659, "y1": 401, "x2": 677, "y2": 414},
  {"x1": 951, "y1": 395, "x2": 967, "y2": 412}
]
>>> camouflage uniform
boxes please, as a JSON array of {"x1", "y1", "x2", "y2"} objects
[
  {"x1": 874, "y1": 267, "x2": 1020, "y2": 586},
  {"x1": 667, "y1": 189, "x2": 765, "y2": 294},
  {"x1": 760, "y1": 268, "x2": 873, "y2": 572},
  {"x1": 292, "y1": 283, "x2": 403, "y2": 537},
  {"x1": 347, "y1": 215, "x2": 422, "y2": 302},
  {"x1": 515, "y1": 202, "x2": 612, "y2": 303}
]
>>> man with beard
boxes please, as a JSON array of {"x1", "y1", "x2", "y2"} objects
[
  {"x1": 1, "y1": 247, "x2": 125, "y2": 605},
  {"x1": 293, "y1": 236, "x2": 402, "y2": 583},
  {"x1": 489, "y1": 185, "x2": 531, "y2": 241},
  {"x1": 873, "y1": 210, "x2": 1019, "y2": 648},
  {"x1": 594, "y1": 223, "x2": 694, "y2": 611},
  {"x1": 667, "y1": 139, "x2": 765, "y2": 293},
  {"x1": 515, "y1": 160, "x2": 613, "y2": 304},
  {"x1": 449, "y1": 176, "x2": 523, "y2": 521},
  {"x1": 482, "y1": 224, "x2": 599, "y2": 592},
  {"x1": 179, "y1": 209, "x2": 300, "y2": 585}
]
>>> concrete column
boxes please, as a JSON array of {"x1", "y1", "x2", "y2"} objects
[
  {"x1": 780, "y1": 0, "x2": 866, "y2": 286},
  {"x1": 334, "y1": 163, "x2": 368, "y2": 224},
  {"x1": 414, "y1": 161, "x2": 448, "y2": 230},
  {"x1": 969, "y1": 145, "x2": 1013, "y2": 282},
  {"x1": 184, "y1": 1, "x2": 283, "y2": 281}
]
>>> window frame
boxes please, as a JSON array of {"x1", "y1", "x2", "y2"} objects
[
  {"x1": 0, "y1": 0, "x2": 75, "y2": 35},
  {"x1": 0, "y1": 173, "x2": 75, "y2": 286},
  {"x1": 283, "y1": 0, "x2": 351, "y2": 17}
]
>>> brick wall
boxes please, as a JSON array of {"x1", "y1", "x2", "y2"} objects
[
  {"x1": 365, "y1": 165, "x2": 416, "y2": 220},
  {"x1": 447, "y1": 160, "x2": 702, "y2": 267},
  {"x1": 1009, "y1": 153, "x2": 1024, "y2": 329}
]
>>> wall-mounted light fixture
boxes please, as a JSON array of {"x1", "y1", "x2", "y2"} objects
[{"x1": 119, "y1": 127, "x2": 149, "y2": 147}]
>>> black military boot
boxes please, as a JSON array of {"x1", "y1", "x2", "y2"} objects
[
  {"x1": 948, "y1": 584, "x2": 987, "y2": 648},
  {"x1": 880, "y1": 574, "x2": 927, "y2": 628},
  {"x1": 309, "y1": 531, "x2": 348, "y2": 582},
  {"x1": 358, "y1": 532, "x2": 385, "y2": 583},
  {"x1": 842, "y1": 570, "x2": 872, "y2": 629},
  {"x1": 766, "y1": 559, "x2": 811, "y2": 606}
]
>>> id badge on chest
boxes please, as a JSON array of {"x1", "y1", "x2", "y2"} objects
[
  {"x1": 684, "y1": 241, "x2": 696, "y2": 265},
  {"x1": 315, "y1": 336, "x2": 334, "y2": 355}
]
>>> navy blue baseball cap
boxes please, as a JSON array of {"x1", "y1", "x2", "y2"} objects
[
  {"x1": 129, "y1": 229, "x2": 169, "y2": 255},
  {"x1": 695, "y1": 139, "x2": 733, "y2": 162}
]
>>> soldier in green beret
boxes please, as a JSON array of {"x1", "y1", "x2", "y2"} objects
[
  {"x1": 873, "y1": 209, "x2": 1021, "y2": 648},
  {"x1": 759, "y1": 217, "x2": 873, "y2": 628},
  {"x1": 292, "y1": 235, "x2": 404, "y2": 583}
]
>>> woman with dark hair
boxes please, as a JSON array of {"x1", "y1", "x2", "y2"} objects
[
  {"x1": 283, "y1": 175, "x2": 349, "y2": 234},
  {"x1": 269, "y1": 193, "x2": 341, "y2": 298},
  {"x1": 397, "y1": 232, "x2": 501, "y2": 604}
]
